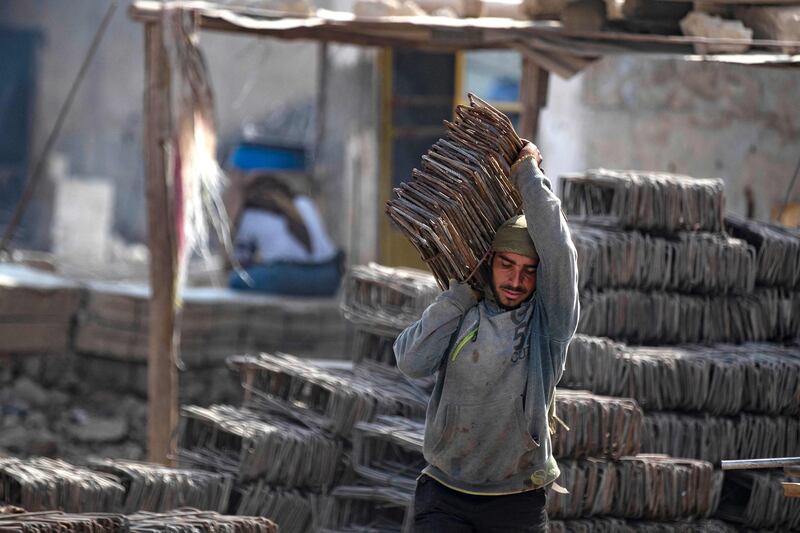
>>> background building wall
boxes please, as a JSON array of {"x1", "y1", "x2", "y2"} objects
[{"x1": 540, "y1": 56, "x2": 800, "y2": 221}]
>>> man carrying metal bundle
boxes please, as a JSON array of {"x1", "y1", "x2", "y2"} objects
[{"x1": 394, "y1": 142, "x2": 580, "y2": 532}]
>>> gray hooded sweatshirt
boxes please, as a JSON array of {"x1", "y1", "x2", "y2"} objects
[{"x1": 393, "y1": 158, "x2": 580, "y2": 495}]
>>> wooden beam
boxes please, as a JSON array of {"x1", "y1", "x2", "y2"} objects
[
  {"x1": 144, "y1": 19, "x2": 179, "y2": 466},
  {"x1": 518, "y1": 55, "x2": 550, "y2": 142}
]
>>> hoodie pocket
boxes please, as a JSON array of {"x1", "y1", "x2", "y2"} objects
[{"x1": 427, "y1": 396, "x2": 540, "y2": 485}]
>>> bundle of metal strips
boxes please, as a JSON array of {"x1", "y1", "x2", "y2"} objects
[
  {"x1": 726, "y1": 214, "x2": 800, "y2": 290},
  {"x1": 548, "y1": 459, "x2": 618, "y2": 518},
  {"x1": 127, "y1": 508, "x2": 278, "y2": 533},
  {"x1": 0, "y1": 511, "x2": 128, "y2": 533},
  {"x1": 340, "y1": 263, "x2": 440, "y2": 334},
  {"x1": 553, "y1": 390, "x2": 643, "y2": 460},
  {"x1": 234, "y1": 482, "x2": 325, "y2": 533},
  {"x1": 176, "y1": 404, "x2": 342, "y2": 487},
  {"x1": 578, "y1": 289, "x2": 800, "y2": 344},
  {"x1": 0, "y1": 457, "x2": 125, "y2": 513},
  {"x1": 87, "y1": 459, "x2": 233, "y2": 514},
  {"x1": 641, "y1": 411, "x2": 800, "y2": 465},
  {"x1": 351, "y1": 328, "x2": 397, "y2": 366},
  {"x1": 570, "y1": 224, "x2": 755, "y2": 294},
  {"x1": 386, "y1": 93, "x2": 523, "y2": 291},
  {"x1": 611, "y1": 456, "x2": 722, "y2": 520},
  {"x1": 715, "y1": 470, "x2": 800, "y2": 530},
  {"x1": 230, "y1": 353, "x2": 426, "y2": 437},
  {"x1": 549, "y1": 519, "x2": 733, "y2": 532},
  {"x1": 560, "y1": 335, "x2": 625, "y2": 392},
  {"x1": 351, "y1": 416, "x2": 426, "y2": 493},
  {"x1": 560, "y1": 170, "x2": 725, "y2": 234},
  {"x1": 568, "y1": 343, "x2": 800, "y2": 417},
  {"x1": 317, "y1": 485, "x2": 412, "y2": 533}
]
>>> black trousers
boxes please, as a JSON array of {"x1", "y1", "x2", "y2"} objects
[{"x1": 413, "y1": 475, "x2": 548, "y2": 532}]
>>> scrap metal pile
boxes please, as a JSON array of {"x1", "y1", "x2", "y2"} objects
[
  {"x1": 560, "y1": 170, "x2": 800, "y2": 531},
  {"x1": 385, "y1": 93, "x2": 523, "y2": 292}
]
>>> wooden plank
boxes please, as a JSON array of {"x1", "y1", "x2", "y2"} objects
[
  {"x1": 143, "y1": 19, "x2": 179, "y2": 466},
  {"x1": 518, "y1": 55, "x2": 550, "y2": 142},
  {"x1": 783, "y1": 482, "x2": 800, "y2": 498}
]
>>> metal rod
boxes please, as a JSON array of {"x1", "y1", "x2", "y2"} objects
[{"x1": 721, "y1": 457, "x2": 800, "y2": 470}]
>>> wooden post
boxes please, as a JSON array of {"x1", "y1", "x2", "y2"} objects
[
  {"x1": 518, "y1": 57, "x2": 550, "y2": 142},
  {"x1": 143, "y1": 20, "x2": 179, "y2": 465}
]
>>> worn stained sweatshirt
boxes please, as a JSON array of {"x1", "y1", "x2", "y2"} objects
[{"x1": 393, "y1": 157, "x2": 580, "y2": 495}]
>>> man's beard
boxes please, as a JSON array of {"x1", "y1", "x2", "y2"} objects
[{"x1": 491, "y1": 283, "x2": 532, "y2": 311}]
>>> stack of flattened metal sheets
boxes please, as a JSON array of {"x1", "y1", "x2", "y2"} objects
[
  {"x1": 561, "y1": 335, "x2": 625, "y2": 392},
  {"x1": 570, "y1": 224, "x2": 755, "y2": 295},
  {"x1": 176, "y1": 404, "x2": 342, "y2": 487},
  {"x1": 0, "y1": 263, "x2": 82, "y2": 353},
  {"x1": 549, "y1": 519, "x2": 735, "y2": 532},
  {"x1": 127, "y1": 508, "x2": 278, "y2": 533},
  {"x1": 552, "y1": 390, "x2": 642, "y2": 460},
  {"x1": 578, "y1": 289, "x2": 800, "y2": 344},
  {"x1": 340, "y1": 263, "x2": 439, "y2": 335},
  {"x1": 561, "y1": 170, "x2": 725, "y2": 234},
  {"x1": 229, "y1": 353, "x2": 427, "y2": 437},
  {"x1": 610, "y1": 456, "x2": 722, "y2": 521},
  {"x1": 581, "y1": 344, "x2": 800, "y2": 416},
  {"x1": 641, "y1": 411, "x2": 800, "y2": 465},
  {"x1": 0, "y1": 509, "x2": 278, "y2": 533},
  {"x1": 351, "y1": 416, "x2": 426, "y2": 493},
  {"x1": 0, "y1": 457, "x2": 125, "y2": 513},
  {"x1": 385, "y1": 94, "x2": 523, "y2": 291},
  {"x1": 317, "y1": 485, "x2": 412, "y2": 533},
  {"x1": 715, "y1": 470, "x2": 800, "y2": 531},
  {"x1": 75, "y1": 282, "x2": 255, "y2": 364},
  {"x1": 726, "y1": 214, "x2": 800, "y2": 290},
  {"x1": 552, "y1": 456, "x2": 721, "y2": 521},
  {"x1": 88, "y1": 459, "x2": 233, "y2": 514},
  {"x1": 0, "y1": 511, "x2": 128, "y2": 533},
  {"x1": 234, "y1": 483, "x2": 326, "y2": 533}
]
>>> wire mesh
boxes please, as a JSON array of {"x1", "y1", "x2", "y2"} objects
[
  {"x1": 176, "y1": 404, "x2": 342, "y2": 487},
  {"x1": 0, "y1": 457, "x2": 125, "y2": 513},
  {"x1": 385, "y1": 93, "x2": 524, "y2": 291},
  {"x1": 340, "y1": 263, "x2": 440, "y2": 334},
  {"x1": 641, "y1": 411, "x2": 800, "y2": 465},
  {"x1": 560, "y1": 170, "x2": 725, "y2": 234},
  {"x1": 715, "y1": 470, "x2": 800, "y2": 530},
  {"x1": 726, "y1": 214, "x2": 800, "y2": 290},
  {"x1": 230, "y1": 353, "x2": 427, "y2": 437},
  {"x1": 570, "y1": 224, "x2": 755, "y2": 295},
  {"x1": 87, "y1": 459, "x2": 233, "y2": 514}
]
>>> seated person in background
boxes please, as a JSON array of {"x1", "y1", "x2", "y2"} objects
[{"x1": 228, "y1": 173, "x2": 342, "y2": 296}]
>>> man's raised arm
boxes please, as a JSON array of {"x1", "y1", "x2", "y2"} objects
[
  {"x1": 393, "y1": 281, "x2": 476, "y2": 378},
  {"x1": 511, "y1": 150, "x2": 580, "y2": 343}
]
